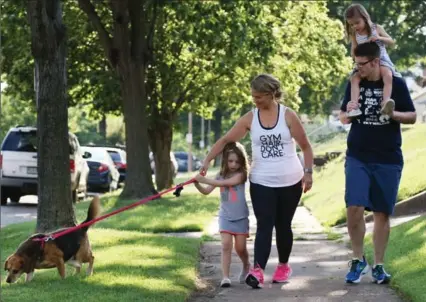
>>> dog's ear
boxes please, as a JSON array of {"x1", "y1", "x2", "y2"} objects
[{"x1": 4, "y1": 256, "x2": 10, "y2": 271}]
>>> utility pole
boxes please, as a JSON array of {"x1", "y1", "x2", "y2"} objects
[
  {"x1": 200, "y1": 117, "x2": 205, "y2": 150},
  {"x1": 207, "y1": 119, "x2": 211, "y2": 151},
  {"x1": 187, "y1": 112, "x2": 193, "y2": 172}
]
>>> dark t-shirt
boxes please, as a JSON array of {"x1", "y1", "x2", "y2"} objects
[{"x1": 340, "y1": 77, "x2": 415, "y2": 165}]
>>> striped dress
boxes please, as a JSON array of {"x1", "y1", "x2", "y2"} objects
[{"x1": 355, "y1": 24, "x2": 401, "y2": 77}]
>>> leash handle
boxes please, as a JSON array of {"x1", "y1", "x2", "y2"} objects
[{"x1": 33, "y1": 178, "x2": 196, "y2": 243}]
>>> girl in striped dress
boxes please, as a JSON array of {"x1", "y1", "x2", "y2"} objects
[{"x1": 344, "y1": 3, "x2": 400, "y2": 117}]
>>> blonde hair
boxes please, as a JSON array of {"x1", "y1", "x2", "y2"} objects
[
  {"x1": 220, "y1": 142, "x2": 249, "y2": 182},
  {"x1": 344, "y1": 3, "x2": 373, "y2": 42},
  {"x1": 250, "y1": 74, "x2": 283, "y2": 100}
]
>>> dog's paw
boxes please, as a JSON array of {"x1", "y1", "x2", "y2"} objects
[
  {"x1": 66, "y1": 260, "x2": 82, "y2": 268},
  {"x1": 86, "y1": 268, "x2": 93, "y2": 276}
]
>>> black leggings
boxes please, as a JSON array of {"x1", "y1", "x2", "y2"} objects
[{"x1": 250, "y1": 181, "x2": 303, "y2": 269}]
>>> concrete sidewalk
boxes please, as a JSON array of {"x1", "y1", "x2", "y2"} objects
[{"x1": 190, "y1": 206, "x2": 402, "y2": 302}]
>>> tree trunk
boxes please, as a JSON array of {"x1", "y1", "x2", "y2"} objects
[
  {"x1": 27, "y1": 0, "x2": 76, "y2": 232},
  {"x1": 148, "y1": 121, "x2": 174, "y2": 191},
  {"x1": 99, "y1": 114, "x2": 106, "y2": 143},
  {"x1": 119, "y1": 64, "x2": 156, "y2": 199},
  {"x1": 212, "y1": 108, "x2": 223, "y2": 167}
]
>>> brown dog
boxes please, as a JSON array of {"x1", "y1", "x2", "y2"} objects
[{"x1": 4, "y1": 196, "x2": 101, "y2": 283}]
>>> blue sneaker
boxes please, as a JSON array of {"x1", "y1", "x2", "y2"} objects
[
  {"x1": 372, "y1": 265, "x2": 391, "y2": 284},
  {"x1": 345, "y1": 256, "x2": 370, "y2": 284}
]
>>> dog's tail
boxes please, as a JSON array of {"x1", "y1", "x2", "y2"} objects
[{"x1": 80, "y1": 195, "x2": 101, "y2": 232}]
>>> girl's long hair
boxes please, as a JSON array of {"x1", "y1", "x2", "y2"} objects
[
  {"x1": 220, "y1": 142, "x2": 249, "y2": 182},
  {"x1": 344, "y1": 3, "x2": 373, "y2": 42}
]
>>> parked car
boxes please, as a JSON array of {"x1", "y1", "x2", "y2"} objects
[
  {"x1": 81, "y1": 146, "x2": 120, "y2": 192},
  {"x1": 104, "y1": 147, "x2": 127, "y2": 183},
  {"x1": 0, "y1": 126, "x2": 89, "y2": 205},
  {"x1": 149, "y1": 151, "x2": 178, "y2": 177},
  {"x1": 174, "y1": 151, "x2": 202, "y2": 172}
]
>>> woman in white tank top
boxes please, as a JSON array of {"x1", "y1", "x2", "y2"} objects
[{"x1": 200, "y1": 74, "x2": 314, "y2": 288}]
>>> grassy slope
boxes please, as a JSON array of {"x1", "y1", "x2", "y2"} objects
[
  {"x1": 303, "y1": 124, "x2": 426, "y2": 226},
  {"x1": 365, "y1": 216, "x2": 426, "y2": 302}
]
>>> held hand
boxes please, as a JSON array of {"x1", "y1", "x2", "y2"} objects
[
  {"x1": 341, "y1": 115, "x2": 352, "y2": 125},
  {"x1": 302, "y1": 173, "x2": 313, "y2": 193},
  {"x1": 347, "y1": 100, "x2": 359, "y2": 112},
  {"x1": 195, "y1": 174, "x2": 207, "y2": 183},
  {"x1": 199, "y1": 161, "x2": 209, "y2": 176},
  {"x1": 368, "y1": 36, "x2": 378, "y2": 42}
]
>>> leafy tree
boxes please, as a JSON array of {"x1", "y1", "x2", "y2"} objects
[
  {"x1": 146, "y1": 1, "x2": 275, "y2": 189},
  {"x1": 263, "y1": 2, "x2": 352, "y2": 114},
  {"x1": 327, "y1": 0, "x2": 426, "y2": 68},
  {"x1": 0, "y1": 93, "x2": 37, "y2": 142},
  {"x1": 147, "y1": 1, "x2": 352, "y2": 186},
  {"x1": 2, "y1": 1, "x2": 355, "y2": 194},
  {"x1": 27, "y1": 0, "x2": 75, "y2": 232},
  {"x1": 76, "y1": 0, "x2": 156, "y2": 198}
]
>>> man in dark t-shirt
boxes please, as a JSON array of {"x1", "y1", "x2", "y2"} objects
[{"x1": 339, "y1": 42, "x2": 416, "y2": 285}]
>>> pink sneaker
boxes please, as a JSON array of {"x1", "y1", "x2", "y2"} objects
[
  {"x1": 245, "y1": 265, "x2": 264, "y2": 288},
  {"x1": 272, "y1": 263, "x2": 292, "y2": 283}
]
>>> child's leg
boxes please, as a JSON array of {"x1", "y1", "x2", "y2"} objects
[
  {"x1": 348, "y1": 72, "x2": 362, "y2": 117},
  {"x1": 381, "y1": 66, "x2": 393, "y2": 103},
  {"x1": 235, "y1": 234, "x2": 250, "y2": 283},
  {"x1": 234, "y1": 234, "x2": 250, "y2": 269},
  {"x1": 220, "y1": 233, "x2": 233, "y2": 279},
  {"x1": 380, "y1": 66, "x2": 395, "y2": 116},
  {"x1": 350, "y1": 72, "x2": 362, "y2": 104}
]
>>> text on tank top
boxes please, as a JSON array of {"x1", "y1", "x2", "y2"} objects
[{"x1": 249, "y1": 104, "x2": 304, "y2": 187}]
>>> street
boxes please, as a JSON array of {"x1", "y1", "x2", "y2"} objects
[
  {"x1": 1, "y1": 195, "x2": 38, "y2": 228},
  {"x1": 0, "y1": 193, "x2": 100, "y2": 228}
]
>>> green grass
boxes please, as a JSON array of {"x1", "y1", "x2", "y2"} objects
[
  {"x1": 1, "y1": 190, "x2": 220, "y2": 301},
  {"x1": 303, "y1": 124, "x2": 426, "y2": 227},
  {"x1": 365, "y1": 216, "x2": 426, "y2": 302},
  {"x1": 312, "y1": 132, "x2": 347, "y2": 156},
  {"x1": 93, "y1": 191, "x2": 219, "y2": 233}
]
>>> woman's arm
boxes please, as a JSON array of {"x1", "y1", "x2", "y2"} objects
[
  {"x1": 286, "y1": 109, "x2": 313, "y2": 193},
  {"x1": 286, "y1": 109, "x2": 313, "y2": 170},
  {"x1": 375, "y1": 24, "x2": 396, "y2": 47},
  {"x1": 195, "y1": 173, "x2": 244, "y2": 187},
  {"x1": 201, "y1": 111, "x2": 252, "y2": 171}
]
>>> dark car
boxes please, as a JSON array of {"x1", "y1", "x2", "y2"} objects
[
  {"x1": 82, "y1": 146, "x2": 120, "y2": 192},
  {"x1": 174, "y1": 151, "x2": 202, "y2": 172},
  {"x1": 105, "y1": 147, "x2": 127, "y2": 183}
]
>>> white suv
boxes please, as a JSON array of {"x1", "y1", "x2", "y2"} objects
[{"x1": 0, "y1": 126, "x2": 90, "y2": 205}]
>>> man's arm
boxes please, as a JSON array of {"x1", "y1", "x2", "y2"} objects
[
  {"x1": 391, "y1": 78, "x2": 417, "y2": 124},
  {"x1": 391, "y1": 111, "x2": 416, "y2": 124}
]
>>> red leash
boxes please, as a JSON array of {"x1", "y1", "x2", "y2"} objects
[{"x1": 33, "y1": 178, "x2": 196, "y2": 245}]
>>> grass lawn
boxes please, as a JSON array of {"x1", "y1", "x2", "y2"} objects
[
  {"x1": 1, "y1": 186, "x2": 220, "y2": 301},
  {"x1": 364, "y1": 216, "x2": 426, "y2": 302},
  {"x1": 303, "y1": 124, "x2": 426, "y2": 226}
]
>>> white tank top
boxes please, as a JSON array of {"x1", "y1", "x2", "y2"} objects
[{"x1": 249, "y1": 104, "x2": 304, "y2": 187}]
